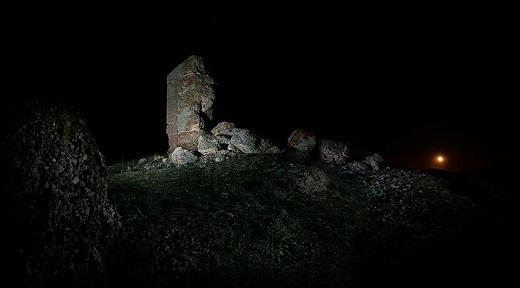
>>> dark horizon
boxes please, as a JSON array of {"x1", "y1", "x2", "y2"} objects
[
  {"x1": 3, "y1": 67, "x2": 514, "y2": 173},
  {"x1": 166, "y1": 2, "x2": 514, "y2": 172},
  {"x1": 2, "y1": 2, "x2": 515, "y2": 172}
]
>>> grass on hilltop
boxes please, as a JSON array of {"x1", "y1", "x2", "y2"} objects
[{"x1": 103, "y1": 151, "x2": 516, "y2": 288}]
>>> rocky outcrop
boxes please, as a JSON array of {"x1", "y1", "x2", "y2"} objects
[
  {"x1": 167, "y1": 55, "x2": 216, "y2": 152},
  {"x1": 1, "y1": 100, "x2": 123, "y2": 287}
]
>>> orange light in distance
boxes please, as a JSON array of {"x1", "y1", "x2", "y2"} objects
[{"x1": 433, "y1": 154, "x2": 447, "y2": 169}]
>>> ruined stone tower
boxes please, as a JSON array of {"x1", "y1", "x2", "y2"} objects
[{"x1": 166, "y1": 55, "x2": 216, "y2": 152}]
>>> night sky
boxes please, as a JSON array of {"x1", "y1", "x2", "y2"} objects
[{"x1": 3, "y1": 2, "x2": 515, "y2": 172}]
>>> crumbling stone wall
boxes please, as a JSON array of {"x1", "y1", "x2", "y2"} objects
[
  {"x1": 1, "y1": 100, "x2": 123, "y2": 287},
  {"x1": 166, "y1": 55, "x2": 216, "y2": 152}
]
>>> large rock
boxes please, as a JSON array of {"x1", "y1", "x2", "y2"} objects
[
  {"x1": 287, "y1": 129, "x2": 316, "y2": 153},
  {"x1": 318, "y1": 139, "x2": 349, "y2": 164},
  {"x1": 1, "y1": 100, "x2": 123, "y2": 287},
  {"x1": 167, "y1": 55, "x2": 216, "y2": 152},
  {"x1": 346, "y1": 153, "x2": 384, "y2": 172}
]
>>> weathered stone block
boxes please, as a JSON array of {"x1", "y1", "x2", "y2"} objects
[{"x1": 166, "y1": 55, "x2": 215, "y2": 153}]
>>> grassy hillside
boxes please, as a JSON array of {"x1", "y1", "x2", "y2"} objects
[{"x1": 103, "y1": 151, "x2": 518, "y2": 287}]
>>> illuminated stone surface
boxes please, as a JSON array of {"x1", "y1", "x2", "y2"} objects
[{"x1": 167, "y1": 55, "x2": 216, "y2": 152}]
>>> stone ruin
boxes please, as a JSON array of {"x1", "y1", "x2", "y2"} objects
[
  {"x1": 168, "y1": 121, "x2": 282, "y2": 165},
  {"x1": 165, "y1": 55, "x2": 281, "y2": 165},
  {"x1": 164, "y1": 55, "x2": 382, "y2": 171},
  {"x1": 167, "y1": 55, "x2": 216, "y2": 152}
]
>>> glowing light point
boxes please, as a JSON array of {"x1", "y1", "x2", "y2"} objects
[{"x1": 437, "y1": 156, "x2": 444, "y2": 162}]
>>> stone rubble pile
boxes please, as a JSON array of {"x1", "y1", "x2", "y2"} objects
[{"x1": 1, "y1": 101, "x2": 124, "y2": 287}]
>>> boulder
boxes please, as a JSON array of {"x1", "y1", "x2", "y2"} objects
[
  {"x1": 287, "y1": 129, "x2": 316, "y2": 153},
  {"x1": 318, "y1": 139, "x2": 349, "y2": 164}
]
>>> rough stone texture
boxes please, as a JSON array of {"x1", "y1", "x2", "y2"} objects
[
  {"x1": 210, "y1": 121, "x2": 236, "y2": 136},
  {"x1": 344, "y1": 153, "x2": 384, "y2": 172},
  {"x1": 169, "y1": 146, "x2": 199, "y2": 165},
  {"x1": 167, "y1": 55, "x2": 216, "y2": 152},
  {"x1": 228, "y1": 129, "x2": 262, "y2": 154},
  {"x1": 318, "y1": 139, "x2": 349, "y2": 164},
  {"x1": 363, "y1": 153, "x2": 384, "y2": 171},
  {"x1": 200, "y1": 123, "x2": 281, "y2": 156},
  {"x1": 346, "y1": 161, "x2": 371, "y2": 172},
  {"x1": 287, "y1": 129, "x2": 316, "y2": 153},
  {"x1": 1, "y1": 100, "x2": 123, "y2": 287},
  {"x1": 228, "y1": 129, "x2": 280, "y2": 154},
  {"x1": 197, "y1": 132, "x2": 221, "y2": 155}
]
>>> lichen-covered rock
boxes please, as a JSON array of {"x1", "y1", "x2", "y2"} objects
[{"x1": 1, "y1": 100, "x2": 123, "y2": 287}]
